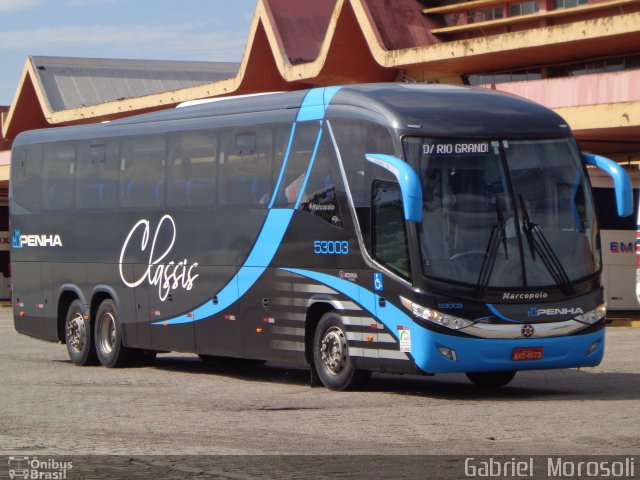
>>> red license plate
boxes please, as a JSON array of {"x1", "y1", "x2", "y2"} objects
[{"x1": 512, "y1": 347, "x2": 543, "y2": 361}]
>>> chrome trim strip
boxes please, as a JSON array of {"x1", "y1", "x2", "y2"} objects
[{"x1": 460, "y1": 319, "x2": 589, "y2": 339}]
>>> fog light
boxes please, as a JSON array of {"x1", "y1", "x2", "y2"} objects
[
  {"x1": 438, "y1": 346, "x2": 457, "y2": 362},
  {"x1": 587, "y1": 340, "x2": 600, "y2": 355}
]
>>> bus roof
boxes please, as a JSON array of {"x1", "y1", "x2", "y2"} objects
[{"x1": 14, "y1": 83, "x2": 570, "y2": 146}]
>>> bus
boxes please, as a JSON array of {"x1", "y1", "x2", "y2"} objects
[
  {"x1": 10, "y1": 83, "x2": 632, "y2": 390},
  {"x1": 588, "y1": 168, "x2": 640, "y2": 310}
]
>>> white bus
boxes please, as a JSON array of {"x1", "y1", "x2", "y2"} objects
[{"x1": 589, "y1": 168, "x2": 640, "y2": 310}]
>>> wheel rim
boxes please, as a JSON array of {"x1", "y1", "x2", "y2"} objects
[
  {"x1": 320, "y1": 326, "x2": 347, "y2": 375},
  {"x1": 98, "y1": 312, "x2": 117, "y2": 355},
  {"x1": 67, "y1": 313, "x2": 86, "y2": 353}
]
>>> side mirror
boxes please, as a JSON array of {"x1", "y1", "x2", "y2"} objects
[
  {"x1": 583, "y1": 153, "x2": 633, "y2": 217},
  {"x1": 365, "y1": 154, "x2": 422, "y2": 223}
]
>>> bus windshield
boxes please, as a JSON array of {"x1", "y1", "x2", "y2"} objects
[{"x1": 403, "y1": 137, "x2": 600, "y2": 290}]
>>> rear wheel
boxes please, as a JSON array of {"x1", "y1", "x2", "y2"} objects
[
  {"x1": 466, "y1": 371, "x2": 516, "y2": 387},
  {"x1": 94, "y1": 299, "x2": 132, "y2": 368},
  {"x1": 313, "y1": 312, "x2": 370, "y2": 391},
  {"x1": 65, "y1": 299, "x2": 97, "y2": 366}
]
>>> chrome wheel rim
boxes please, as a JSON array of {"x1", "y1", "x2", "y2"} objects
[
  {"x1": 66, "y1": 313, "x2": 86, "y2": 353},
  {"x1": 98, "y1": 312, "x2": 117, "y2": 355},
  {"x1": 320, "y1": 326, "x2": 347, "y2": 375}
]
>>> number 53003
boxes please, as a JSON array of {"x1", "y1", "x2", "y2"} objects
[{"x1": 313, "y1": 240, "x2": 349, "y2": 255}]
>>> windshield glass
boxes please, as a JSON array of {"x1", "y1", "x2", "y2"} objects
[{"x1": 403, "y1": 137, "x2": 600, "y2": 289}]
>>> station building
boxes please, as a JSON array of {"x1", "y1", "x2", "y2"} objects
[{"x1": 0, "y1": 0, "x2": 638, "y2": 297}]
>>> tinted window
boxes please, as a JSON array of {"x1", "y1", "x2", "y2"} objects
[
  {"x1": 219, "y1": 128, "x2": 273, "y2": 207},
  {"x1": 11, "y1": 145, "x2": 42, "y2": 212},
  {"x1": 273, "y1": 122, "x2": 322, "y2": 208},
  {"x1": 298, "y1": 132, "x2": 344, "y2": 227},
  {"x1": 330, "y1": 119, "x2": 395, "y2": 250},
  {"x1": 42, "y1": 143, "x2": 76, "y2": 210},
  {"x1": 372, "y1": 181, "x2": 410, "y2": 278},
  {"x1": 593, "y1": 188, "x2": 639, "y2": 230},
  {"x1": 167, "y1": 132, "x2": 217, "y2": 208},
  {"x1": 75, "y1": 143, "x2": 118, "y2": 209},
  {"x1": 120, "y1": 136, "x2": 166, "y2": 209}
]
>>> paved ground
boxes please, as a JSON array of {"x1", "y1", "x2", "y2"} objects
[{"x1": 0, "y1": 307, "x2": 638, "y2": 477}]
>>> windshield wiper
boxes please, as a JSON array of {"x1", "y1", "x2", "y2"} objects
[
  {"x1": 519, "y1": 195, "x2": 573, "y2": 294},
  {"x1": 475, "y1": 199, "x2": 508, "y2": 298}
]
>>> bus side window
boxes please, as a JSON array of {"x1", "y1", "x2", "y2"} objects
[
  {"x1": 11, "y1": 145, "x2": 42, "y2": 212},
  {"x1": 218, "y1": 128, "x2": 273, "y2": 207},
  {"x1": 297, "y1": 131, "x2": 344, "y2": 228},
  {"x1": 167, "y1": 132, "x2": 217, "y2": 208},
  {"x1": 119, "y1": 136, "x2": 166, "y2": 209},
  {"x1": 271, "y1": 122, "x2": 320, "y2": 208},
  {"x1": 75, "y1": 143, "x2": 118, "y2": 210},
  {"x1": 42, "y1": 142, "x2": 76, "y2": 211},
  {"x1": 372, "y1": 181, "x2": 411, "y2": 278},
  {"x1": 330, "y1": 119, "x2": 395, "y2": 250}
]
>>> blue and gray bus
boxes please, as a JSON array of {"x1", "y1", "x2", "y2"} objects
[{"x1": 10, "y1": 83, "x2": 632, "y2": 390}]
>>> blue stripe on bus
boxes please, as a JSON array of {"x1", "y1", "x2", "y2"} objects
[
  {"x1": 154, "y1": 209, "x2": 294, "y2": 325},
  {"x1": 296, "y1": 86, "x2": 341, "y2": 122},
  {"x1": 486, "y1": 303, "x2": 519, "y2": 323},
  {"x1": 281, "y1": 268, "x2": 410, "y2": 340},
  {"x1": 153, "y1": 86, "x2": 343, "y2": 326}
]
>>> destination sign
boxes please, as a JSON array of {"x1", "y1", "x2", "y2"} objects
[{"x1": 423, "y1": 142, "x2": 490, "y2": 156}]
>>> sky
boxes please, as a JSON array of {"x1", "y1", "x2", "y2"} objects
[{"x1": 0, "y1": 0, "x2": 258, "y2": 105}]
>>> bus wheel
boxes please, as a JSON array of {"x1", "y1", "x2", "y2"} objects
[
  {"x1": 313, "y1": 312, "x2": 370, "y2": 391},
  {"x1": 65, "y1": 299, "x2": 97, "y2": 366},
  {"x1": 94, "y1": 299, "x2": 131, "y2": 368},
  {"x1": 466, "y1": 371, "x2": 516, "y2": 387}
]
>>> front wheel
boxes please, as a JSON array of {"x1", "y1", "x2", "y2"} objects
[
  {"x1": 313, "y1": 312, "x2": 370, "y2": 391},
  {"x1": 466, "y1": 371, "x2": 516, "y2": 387},
  {"x1": 65, "y1": 299, "x2": 97, "y2": 366},
  {"x1": 94, "y1": 299, "x2": 132, "y2": 368}
]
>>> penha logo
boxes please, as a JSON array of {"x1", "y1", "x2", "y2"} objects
[
  {"x1": 528, "y1": 306, "x2": 583, "y2": 317},
  {"x1": 119, "y1": 214, "x2": 199, "y2": 302},
  {"x1": 12, "y1": 229, "x2": 63, "y2": 248}
]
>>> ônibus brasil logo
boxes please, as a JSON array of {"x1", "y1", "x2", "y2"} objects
[{"x1": 12, "y1": 230, "x2": 63, "y2": 248}]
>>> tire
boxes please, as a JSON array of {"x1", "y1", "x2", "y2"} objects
[
  {"x1": 64, "y1": 299, "x2": 97, "y2": 366},
  {"x1": 313, "y1": 312, "x2": 370, "y2": 391},
  {"x1": 94, "y1": 299, "x2": 132, "y2": 368},
  {"x1": 466, "y1": 371, "x2": 516, "y2": 388}
]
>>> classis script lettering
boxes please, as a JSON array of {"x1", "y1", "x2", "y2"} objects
[{"x1": 119, "y1": 215, "x2": 199, "y2": 301}]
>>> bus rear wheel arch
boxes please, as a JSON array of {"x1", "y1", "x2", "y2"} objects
[
  {"x1": 312, "y1": 312, "x2": 370, "y2": 391},
  {"x1": 94, "y1": 298, "x2": 132, "y2": 368}
]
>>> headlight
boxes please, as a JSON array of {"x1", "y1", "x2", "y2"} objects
[
  {"x1": 574, "y1": 303, "x2": 607, "y2": 324},
  {"x1": 400, "y1": 296, "x2": 474, "y2": 330}
]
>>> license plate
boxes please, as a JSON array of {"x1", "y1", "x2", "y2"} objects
[{"x1": 512, "y1": 347, "x2": 543, "y2": 361}]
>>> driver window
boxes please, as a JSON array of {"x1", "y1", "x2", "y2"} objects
[{"x1": 372, "y1": 181, "x2": 411, "y2": 278}]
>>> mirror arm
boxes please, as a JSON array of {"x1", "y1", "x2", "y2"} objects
[{"x1": 583, "y1": 153, "x2": 633, "y2": 217}]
